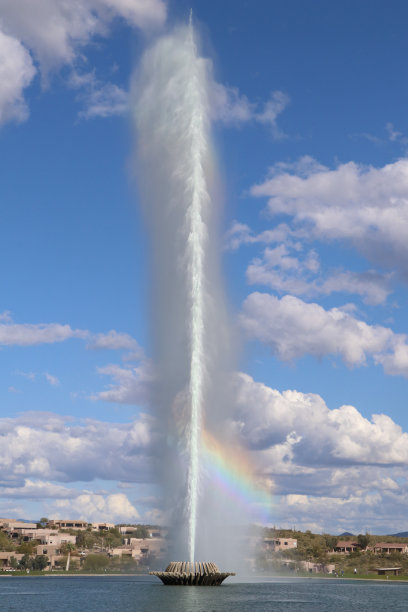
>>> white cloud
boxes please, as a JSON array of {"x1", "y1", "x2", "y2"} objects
[
  {"x1": 224, "y1": 221, "x2": 292, "y2": 251},
  {"x1": 0, "y1": 0, "x2": 166, "y2": 71},
  {"x1": 0, "y1": 29, "x2": 35, "y2": 125},
  {"x1": 77, "y1": 81, "x2": 128, "y2": 119},
  {"x1": 0, "y1": 412, "x2": 152, "y2": 484},
  {"x1": 0, "y1": 479, "x2": 77, "y2": 499},
  {"x1": 0, "y1": 0, "x2": 166, "y2": 125},
  {"x1": 92, "y1": 361, "x2": 153, "y2": 404},
  {"x1": 250, "y1": 156, "x2": 408, "y2": 277},
  {"x1": 44, "y1": 372, "x2": 60, "y2": 386},
  {"x1": 240, "y1": 292, "x2": 394, "y2": 366},
  {"x1": 233, "y1": 373, "x2": 408, "y2": 531},
  {"x1": 97, "y1": 0, "x2": 166, "y2": 30},
  {"x1": 233, "y1": 372, "x2": 408, "y2": 466},
  {"x1": 0, "y1": 321, "x2": 86, "y2": 346},
  {"x1": 87, "y1": 330, "x2": 141, "y2": 351},
  {"x1": 246, "y1": 244, "x2": 392, "y2": 305},
  {"x1": 211, "y1": 84, "x2": 289, "y2": 136},
  {"x1": 376, "y1": 338, "x2": 408, "y2": 377},
  {"x1": 52, "y1": 492, "x2": 140, "y2": 522}
]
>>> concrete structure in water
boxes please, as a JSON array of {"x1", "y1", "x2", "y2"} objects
[{"x1": 150, "y1": 561, "x2": 235, "y2": 586}]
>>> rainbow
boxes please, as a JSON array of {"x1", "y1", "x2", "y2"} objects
[{"x1": 201, "y1": 429, "x2": 273, "y2": 523}]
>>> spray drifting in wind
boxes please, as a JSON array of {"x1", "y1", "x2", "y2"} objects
[{"x1": 133, "y1": 19, "x2": 221, "y2": 562}]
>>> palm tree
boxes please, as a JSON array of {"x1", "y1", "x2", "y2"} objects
[{"x1": 61, "y1": 542, "x2": 76, "y2": 571}]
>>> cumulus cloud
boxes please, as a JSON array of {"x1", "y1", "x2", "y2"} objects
[
  {"x1": 234, "y1": 373, "x2": 408, "y2": 466},
  {"x1": 211, "y1": 84, "x2": 289, "y2": 137},
  {"x1": 0, "y1": 320, "x2": 86, "y2": 346},
  {"x1": 250, "y1": 156, "x2": 408, "y2": 277},
  {"x1": 0, "y1": 412, "x2": 152, "y2": 484},
  {"x1": 52, "y1": 492, "x2": 140, "y2": 523},
  {"x1": 0, "y1": 479, "x2": 77, "y2": 499},
  {"x1": 0, "y1": 0, "x2": 166, "y2": 70},
  {"x1": 276, "y1": 480, "x2": 408, "y2": 534},
  {"x1": 246, "y1": 244, "x2": 392, "y2": 305},
  {"x1": 0, "y1": 315, "x2": 143, "y2": 358},
  {"x1": 240, "y1": 292, "x2": 395, "y2": 366},
  {"x1": 233, "y1": 373, "x2": 408, "y2": 531},
  {"x1": 0, "y1": 29, "x2": 36, "y2": 124},
  {"x1": 91, "y1": 361, "x2": 153, "y2": 404},
  {"x1": 224, "y1": 221, "x2": 292, "y2": 251},
  {"x1": 0, "y1": 0, "x2": 166, "y2": 125},
  {"x1": 87, "y1": 330, "x2": 141, "y2": 352}
]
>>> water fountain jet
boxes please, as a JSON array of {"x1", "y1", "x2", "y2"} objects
[{"x1": 134, "y1": 17, "x2": 235, "y2": 584}]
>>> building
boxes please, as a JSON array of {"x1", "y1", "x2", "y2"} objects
[
  {"x1": 335, "y1": 541, "x2": 358, "y2": 553},
  {"x1": 372, "y1": 543, "x2": 408, "y2": 555},
  {"x1": 91, "y1": 522, "x2": 115, "y2": 532},
  {"x1": 301, "y1": 561, "x2": 335, "y2": 574},
  {"x1": 10, "y1": 528, "x2": 76, "y2": 546},
  {"x1": 0, "y1": 552, "x2": 24, "y2": 569},
  {"x1": 0, "y1": 519, "x2": 37, "y2": 530},
  {"x1": 48, "y1": 520, "x2": 90, "y2": 530},
  {"x1": 263, "y1": 537, "x2": 297, "y2": 552}
]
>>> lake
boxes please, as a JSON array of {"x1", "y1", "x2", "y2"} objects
[{"x1": 0, "y1": 575, "x2": 407, "y2": 611}]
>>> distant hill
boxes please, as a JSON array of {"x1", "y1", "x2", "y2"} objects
[
  {"x1": 338, "y1": 532, "x2": 354, "y2": 536},
  {"x1": 389, "y1": 532, "x2": 408, "y2": 538}
]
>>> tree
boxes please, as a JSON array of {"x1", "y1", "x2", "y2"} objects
[
  {"x1": 83, "y1": 554, "x2": 110, "y2": 571},
  {"x1": 61, "y1": 542, "x2": 76, "y2": 571},
  {"x1": 36, "y1": 517, "x2": 48, "y2": 529},
  {"x1": 32, "y1": 555, "x2": 48, "y2": 571},
  {"x1": 324, "y1": 535, "x2": 338, "y2": 552},
  {"x1": 76, "y1": 531, "x2": 99, "y2": 550},
  {"x1": 16, "y1": 541, "x2": 38, "y2": 555},
  {"x1": 357, "y1": 534, "x2": 370, "y2": 550},
  {"x1": 19, "y1": 554, "x2": 33, "y2": 570},
  {"x1": 0, "y1": 531, "x2": 16, "y2": 552},
  {"x1": 104, "y1": 528, "x2": 123, "y2": 549},
  {"x1": 134, "y1": 526, "x2": 149, "y2": 539}
]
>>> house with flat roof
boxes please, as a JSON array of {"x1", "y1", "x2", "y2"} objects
[
  {"x1": 10, "y1": 528, "x2": 76, "y2": 546},
  {"x1": 0, "y1": 552, "x2": 24, "y2": 569},
  {"x1": 48, "y1": 519, "x2": 90, "y2": 530},
  {"x1": 263, "y1": 537, "x2": 297, "y2": 551},
  {"x1": 372, "y1": 543, "x2": 408, "y2": 554},
  {"x1": 0, "y1": 519, "x2": 37, "y2": 530},
  {"x1": 91, "y1": 522, "x2": 115, "y2": 531}
]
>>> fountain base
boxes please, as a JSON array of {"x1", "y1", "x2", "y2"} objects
[{"x1": 150, "y1": 561, "x2": 235, "y2": 586}]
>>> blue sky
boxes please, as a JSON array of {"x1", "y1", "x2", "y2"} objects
[{"x1": 1, "y1": 0, "x2": 408, "y2": 534}]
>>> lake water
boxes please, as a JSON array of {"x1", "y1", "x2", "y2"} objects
[{"x1": 0, "y1": 575, "x2": 407, "y2": 611}]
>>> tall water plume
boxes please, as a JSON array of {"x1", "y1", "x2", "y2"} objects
[{"x1": 133, "y1": 21, "x2": 235, "y2": 563}]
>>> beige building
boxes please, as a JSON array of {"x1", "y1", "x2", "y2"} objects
[
  {"x1": 0, "y1": 552, "x2": 24, "y2": 569},
  {"x1": 0, "y1": 519, "x2": 37, "y2": 530},
  {"x1": 48, "y1": 519, "x2": 90, "y2": 530},
  {"x1": 91, "y1": 522, "x2": 115, "y2": 532},
  {"x1": 301, "y1": 561, "x2": 335, "y2": 574},
  {"x1": 12, "y1": 529, "x2": 76, "y2": 546},
  {"x1": 110, "y1": 538, "x2": 167, "y2": 563},
  {"x1": 264, "y1": 537, "x2": 297, "y2": 551},
  {"x1": 372, "y1": 543, "x2": 408, "y2": 554}
]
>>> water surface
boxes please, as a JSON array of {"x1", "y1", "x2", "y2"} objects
[{"x1": 0, "y1": 575, "x2": 407, "y2": 611}]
